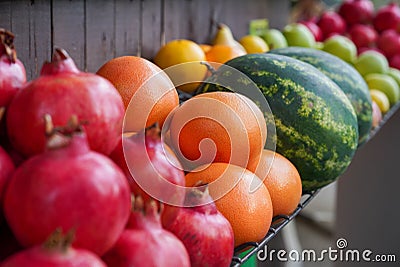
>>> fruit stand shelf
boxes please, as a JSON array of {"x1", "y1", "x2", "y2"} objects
[
  {"x1": 231, "y1": 189, "x2": 320, "y2": 267},
  {"x1": 229, "y1": 101, "x2": 400, "y2": 267}
]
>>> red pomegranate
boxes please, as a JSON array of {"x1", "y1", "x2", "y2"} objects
[
  {"x1": 165, "y1": 188, "x2": 234, "y2": 267},
  {"x1": 0, "y1": 146, "x2": 14, "y2": 220},
  {"x1": 6, "y1": 48, "x2": 124, "y2": 157},
  {"x1": 102, "y1": 196, "x2": 190, "y2": 267},
  {"x1": 1, "y1": 229, "x2": 106, "y2": 267},
  {"x1": 0, "y1": 29, "x2": 26, "y2": 109},
  {"x1": 3, "y1": 116, "x2": 131, "y2": 256},
  {"x1": 110, "y1": 125, "x2": 186, "y2": 226}
]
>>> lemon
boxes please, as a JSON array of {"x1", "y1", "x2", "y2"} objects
[
  {"x1": 239, "y1": 35, "x2": 269, "y2": 54},
  {"x1": 370, "y1": 89, "x2": 390, "y2": 114},
  {"x1": 154, "y1": 39, "x2": 207, "y2": 93}
]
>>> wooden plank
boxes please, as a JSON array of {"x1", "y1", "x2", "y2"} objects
[
  {"x1": 114, "y1": 0, "x2": 141, "y2": 57},
  {"x1": 140, "y1": 0, "x2": 162, "y2": 60},
  {"x1": 0, "y1": 1, "x2": 12, "y2": 31},
  {"x1": 266, "y1": 0, "x2": 291, "y2": 29},
  {"x1": 52, "y1": 0, "x2": 85, "y2": 71},
  {"x1": 163, "y1": 0, "x2": 182, "y2": 42},
  {"x1": 211, "y1": 0, "x2": 269, "y2": 40},
  {"x1": 85, "y1": 0, "x2": 115, "y2": 72},
  {"x1": 164, "y1": 0, "x2": 212, "y2": 44},
  {"x1": 11, "y1": 0, "x2": 52, "y2": 80}
]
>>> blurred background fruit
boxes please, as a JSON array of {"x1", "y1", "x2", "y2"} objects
[
  {"x1": 369, "y1": 89, "x2": 390, "y2": 114},
  {"x1": 354, "y1": 50, "x2": 389, "y2": 76},
  {"x1": 154, "y1": 39, "x2": 207, "y2": 93},
  {"x1": 239, "y1": 35, "x2": 269, "y2": 53}
]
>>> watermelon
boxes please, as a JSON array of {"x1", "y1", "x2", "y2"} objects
[
  {"x1": 200, "y1": 53, "x2": 358, "y2": 191},
  {"x1": 269, "y1": 47, "x2": 372, "y2": 146}
]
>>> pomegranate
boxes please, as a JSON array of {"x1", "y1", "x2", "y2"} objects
[
  {"x1": 338, "y1": 0, "x2": 374, "y2": 25},
  {"x1": 299, "y1": 20, "x2": 323, "y2": 42},
  {"x1": 6, "y1": 48, "x2": 124, "y2": 157},
  {"x1": 348, "y1": 24, "x2": 378, "y2": 49},
  {"x1": 373, "y1": 3, "x2": 400, "y2": 32},
  {"x1": 377, "y1": 29, "x2": 400, "y2": 58},
  {"x1": 0, "y1": 220, "x2": 22, "y2": 261},
  {"x1": 102, "y1": 196, "x2": 190, "y2": 267},
  {"x1": 0, "y1": 145, "x2": 14, "y2": 220},
  {"x1": 1, "y1": 229, "x2": 106, "y2": 267},
  {"x1": 317, "y1": 11, "x2": 346, "y2": 40},
  {"x1": 110, "y1": 125, "x2": 185, "y2": 225},
  {"x1": 165, "y1": 188, "x2": 234, "y2": 267},
  {"x1": 3, "y1": 116, "x2": 131, "y2": 256},
  {"x1": 0, "y1": 29, "x2": 26, "y2": 109}
]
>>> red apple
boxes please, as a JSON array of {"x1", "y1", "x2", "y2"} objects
[
  {"x1": 318, "y1": 11, "x2": 346, "y2": 40},
  {"x1": 357, "y1": 47, "x2": 385, "y2": 56},
  {"x1": 348, "y1": 24, "x2": 378, "y2": 49},
  {"x1": 299, "y1": 20, "x2": 323, "y2": 42},
  {"x1": 377, "y1": 29, "x2": 400, "y2": 58},
  {"x1": 373, "y1": 3, "x2": 400, "y2": 32},
  {"x1": 389, "y1": 54, "x2": 400, "y2": 70},
  {"x1": 338, "y1": 0, "x2": 374, "y2": 25}
]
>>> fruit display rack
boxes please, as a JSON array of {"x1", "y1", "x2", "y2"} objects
[
  {"x1": 229, "y1": 100, "x2": 400, "y2": 267},
  {"x1": 231, "y1": 189, "x2": 319, "y2": 267}
]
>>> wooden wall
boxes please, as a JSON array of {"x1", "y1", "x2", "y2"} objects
[{"x1": 0, "y1": 0, "x2": 290, "y2": 80}]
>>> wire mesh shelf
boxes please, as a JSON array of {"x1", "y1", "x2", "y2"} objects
[
  {"x1": 230, "y1": 190, "x2": 320, "y2": 267},
  {"x1": 229, "y1": 101, "x2": 400, "y2": 266},
  {"x1": 177, "y1": 90, "x2": 400, "y2": 267}
]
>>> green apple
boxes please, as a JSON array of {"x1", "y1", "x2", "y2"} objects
[
  {"x1": 323, "y1": 35, "x2": 357, "y2": 64},
  {"x1": 387, "y1": 67, "x2": 400, "y2": 86},
  {"x1": 282, "y1": 23, "x2": 316, "y2": 48},
  {"x1": 370, "y1": 89, "x2": 390, "y2": 113},
  {"x1": 261, "y1": 29, "x2": 288, "y2": 50},
  {"x1": 365, "y1": 73, "x2": 400, "y2": 106},
  {"x1": 314, "y1": 42, "x2": 324, "y2": 50},
  {"x1": 354, "y1": 51, "x2": 389, "y2": 76}
]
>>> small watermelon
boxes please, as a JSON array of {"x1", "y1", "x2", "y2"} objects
[
  {"x1": 200, "y1": 53, "x2": 358, "y2": 191},
  {"x1": 269, "y1": 47, "x2": 372, "y2": 146}
]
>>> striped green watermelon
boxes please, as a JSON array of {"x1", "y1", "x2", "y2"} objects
[
  {"x1": 269, "y1": 47, "x2": 372, "y2": 146},
  {"x1": 200, "y1": 53, "x2": 358, "y2": 191}
]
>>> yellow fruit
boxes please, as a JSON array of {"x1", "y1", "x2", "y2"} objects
[
  {"x1": 239, "y1": 35, "x2": 269, "y2": 53},
  {"x1": 154, "y1": 39, "x2": 207, "y2": 93},
  {"x1": 199, "y1": 44, "x2": 212, "y2": 53},
  {"x1": 370, "y1": 89, "x2": 390, "y2": 113}
]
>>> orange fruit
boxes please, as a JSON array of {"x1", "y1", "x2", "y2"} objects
[
  {"x1": 249, "y1": 149, "x2": 302, "y2": 217},
  {"x1": 96, "y1": 56, "x2": 179, "y2": 132},
  {"x1": 154, "y1": 39, "x2": 207, "y2": 93},
  {"x1": 168, "y1": 91, "x2": 267, "y2": 170},
  {"x1": 185, "y1": 162, "x2": 273, "y2": 247},
  {"x1": 205, "y1": 44, "x2": 246, "y2": 64},
  {"x1": 199, "y1": 44, "x2": 212, "y2": 53}
]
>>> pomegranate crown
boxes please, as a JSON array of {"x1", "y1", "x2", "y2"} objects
[{"x1": 0, "y1": 28, "x2": 17, "y2": 63}]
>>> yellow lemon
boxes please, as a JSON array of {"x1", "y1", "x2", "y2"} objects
[
  {"x1": 239, "y1": 35, "x2": 269, "y2": 54},
  {"x1": 370, "y1": 89, "x2": 390, "y2": 114},
  {"x1": 154, "y1": 39, "x2": 207, "y2": 93}
]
